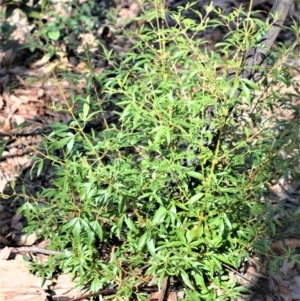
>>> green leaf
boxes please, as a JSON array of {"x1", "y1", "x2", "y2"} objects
[
  {"x1": 176, "y1": 228, "x2": 186, "y2": 245},
  {"x1": 82, "y1": 96, "x2": 90, "y2": 121},
  {"x1": 186, "y1": 228, "x2": 197, "y2": 244},
  {"x1": 0, "y1": 140, "x2": 7, "y2": 158},
  {"x1": 47, "y1": 30, "x2": 60, "y2": 40},
  {"x1": 212, "y1": 254, "x2": 235, "y2": 267},
  {"x1": 89, "y1": 221, "x2": 103, "y2": 241},
  {"x1": 194, "y1": 273, "x2": 208, "y2": 293},
  {"x1": 156, "y1": 241, "x2": 185, "y2": 250},
  {"x1": 240, "y1": 80, "x2": 252, "y2": 105},
  {"x1": 152, "y1": 206, "x2": 167, "y2": 224},
  {"x1": 165, "y1": 127, "x2": 171, "y2": 145},
  {"x1": 90, "y1": 277, "x2": 101, "y2": 292},
  {"x1": 62, "y1": 218, "x2": 78, "y2": 231},
  {"x1": 53, "y1": 136, "x2": 72, "y2": 149},
  {"x1": 37, "y1": 159, "x2": 44, "y2": 177},
  {"x1": 223, "y1": 213, "x2": 232, "y2": 230},
  {"x1": 241, "y1": 78, "x2": 261, "y2": 91},
  {"x1": 66, "y1": 135, "x2": 75, "y2": 156},
  {"x1": 186, "y1": 171, "x2": 203, "y2": 180},
  {"x1": 22, "y1": 254, "x2": 31, "y2": 261},
  {"x1": 137, "y1": 231, "x2": 149, "y2": 250},
  {"x1": 28, "y1": 11, "x2": 41, "y2": 19},
  {"x1": 187, "y1": 193, "x2": 204, "y2": 204},
  {"x1": 73, "y1": 219, "x2": 81, "y2": 242},
  {"x1": 125, "y1": 216, "x2": 138, "y2": 233},
  {"x1": 147, "y1": 239, "x2": 156, "y2": 256},
  {"x1": 180, "y1": 270, "x2": 194, "y2": 289}
]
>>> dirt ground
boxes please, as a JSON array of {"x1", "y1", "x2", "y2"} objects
[{"x1": 0, "y1": 0, "x2": 300, "y2": 300}]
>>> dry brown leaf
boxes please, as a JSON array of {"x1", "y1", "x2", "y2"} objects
[
  {"x1": 0, "y1": 171, "x2": 9, "y2": 193},
  {"x1": 0, "y1": 259, "x2": 48, "y2": 300},
  {"x1": 0, "y1": 74, "x2": 9, "y2": 86},
  {"x1": 279, "y1": 294, "x2": 293, "y2": 301},
  {"x1": 266, "y1": 295, "x2": 274, "y2": 301},
  {"x1": 247, "y1": 266, "x2": 257, "y2": 276},
  {"x1": 290, "y1": 275, "x2": 300, "y2": 288},
  {"x1": 11, "y1": 213, "x2": 23, "y2": 228},
  {"x1": 2, "y1": 88, "x2": 11, "y2": 106},
  {"x1": 12, "y1": 114, "x2": 26, "y2": 125},
  {"x1": 149, "y1": 291, "x2": 178, "y2": 301},
  {"x1": 0, "y1": 233, "x2": 10, "y2": 245},
  {"x1": 278, "y1": 283, "x2": 291, "y2": 295},
  {"x1": 281, "y1": 259, "x2": 295, "y2": 277},
  {"x1": 0, "y1": 286, "x2": 47, "y2": 301},
  {"x1": 270, "y1": 239, "x2": 300, "y2": 253},
  {"x1": 13, "y1": 231, "x2": 38, "y2": 246},
  {"x1": 0, "y1": 247, "x2": 12, "y2": 260},
  {"x1": 210, "y1": 282, "x2": 225, "y2": 297},
  {"x1": 3, "y1": 117, "x2": 12, "y2": 131},
  {"x1": 0, "y1": 258, "x2": 84, "y2": 300},
  {"x1": 2, "y1": 48, "x2": 17, "y2": 67},
  {"x1": 13, "y1": 222, "x2": 24, "y2": 231},
  {"x1": 272, "y1": 273, "x2": 290, "y2": 287}
]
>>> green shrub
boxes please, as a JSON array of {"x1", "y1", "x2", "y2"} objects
[{"x1": 18, "y1": 1, "x2": 300, "y2": 300}]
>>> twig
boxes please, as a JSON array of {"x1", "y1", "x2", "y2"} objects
[
  {"x1": 70, "y1": 286, "x2": 158, "y2": 301},
  {"x1": 0, "y1": 234, "x2": 10, "y2": 245},
  {"x1": 12, "y1": 246, "x2": 63, "y2": 256},
  {"x1": 0, "y1": 127, "x2": 51, "y2": 138},
  {"x1": 158, "y1": 276, "x2": 169, "y2": 301},
  {"x1": 223, "y1": 263, "x2": 284, "y2": 301},
  {"x1": 70, "y1": 288, "x2": 118, "y2": 301}
]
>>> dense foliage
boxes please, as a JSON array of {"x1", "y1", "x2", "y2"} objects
[{"x1": 13, "y1": 1, "x2": 300, "y2": 300}]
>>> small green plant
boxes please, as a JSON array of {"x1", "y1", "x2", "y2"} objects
[
  {"x1": 17, "y1": 1, "x2": 300, "y2": 300},
  {"x1": 2, "y1": 0, "x2": 105, "y2": 64}
]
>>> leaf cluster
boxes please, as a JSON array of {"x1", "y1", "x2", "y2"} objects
[{"x1": 17, "y1": 1, "x2": 300, "y2": 300}]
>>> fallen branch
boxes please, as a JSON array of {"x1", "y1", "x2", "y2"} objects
[
  {"x1": 12, "y1": 246, "x2": 63, "y2": 256},
  {"x1": 230, "y1": 0, "x2": 294, "y2": 102}
]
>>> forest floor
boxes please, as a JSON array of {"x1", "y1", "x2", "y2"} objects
[{"x1": 0, "y1": 0, "x2": 300, "y2": 300}]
